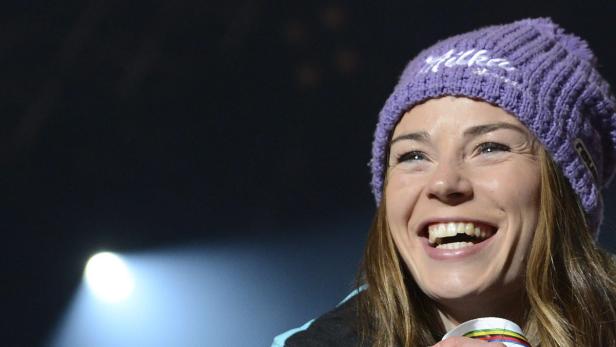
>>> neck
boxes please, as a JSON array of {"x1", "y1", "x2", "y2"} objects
[{"x1": 436, "y1": 288, "x2": 527, "y2": 333}]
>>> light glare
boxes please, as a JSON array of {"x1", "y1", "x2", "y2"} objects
[{"x1": 85, "y1": 252, "x2": 134, "y2": 303}]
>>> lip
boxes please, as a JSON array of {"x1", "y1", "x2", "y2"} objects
[{"x1": 420, "y1": 232, "x2": 497, "y2": 260}]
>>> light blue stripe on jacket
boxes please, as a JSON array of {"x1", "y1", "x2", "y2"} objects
[{"x1": 271, "y1": 285, "x2": 367, "y2": 347}]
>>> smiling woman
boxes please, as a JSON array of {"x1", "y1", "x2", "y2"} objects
[
  {"x1": 385, "y1": 97, "x2": 541, "y2": 328},
  {"x1": 273, "y1": 18, "x2": 616, "y2": 347}
]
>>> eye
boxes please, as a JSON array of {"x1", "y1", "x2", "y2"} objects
[
  {"x1": 476, "y1": 142, "x2": 510, "y2": 154},
  {"x1": 396, "y1": 151, "x2": 427, "y2": 163}
]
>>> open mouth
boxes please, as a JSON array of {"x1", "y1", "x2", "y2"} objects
[{"x1": 425, "y1": 222, "x2": 496, "y2": 250}]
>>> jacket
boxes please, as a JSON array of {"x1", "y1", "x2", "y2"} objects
[{"x1": 272, "y1": 286, "x2": 368, "y2": 347}]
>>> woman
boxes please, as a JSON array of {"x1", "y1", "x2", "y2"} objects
[{"x1": 273, "y1": 18, "x2": 616, "y2": 347}]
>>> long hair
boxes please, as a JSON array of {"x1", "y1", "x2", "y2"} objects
[{"x1": 358, "y1": 147, "x2": 616, "y2": 346}]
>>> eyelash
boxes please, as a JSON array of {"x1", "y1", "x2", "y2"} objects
[
  {"x1": 395, "y1": 142, "x2": 511, "y2": 163},
  {"x1": 396, "y1": 151, "x2": 427, "y2": 163},
  {"x1": 476, "y1": 142, "x2": 510, "y2": 154}
]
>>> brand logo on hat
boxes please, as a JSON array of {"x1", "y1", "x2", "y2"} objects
[
  {"x1": 420, "y1": 49, "x2": 516, "y2": 74},
  {"x1": 574, "y1": 138, "x2": 599, "y2": 182}
]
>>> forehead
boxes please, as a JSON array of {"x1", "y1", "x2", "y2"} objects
[{"x1": 392, "y1": 96, "x2": 527, "y2": 136}]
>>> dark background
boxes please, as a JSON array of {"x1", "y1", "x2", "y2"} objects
[{"x1": 2, "y1": 1, "x2": 616, "y2": 346}]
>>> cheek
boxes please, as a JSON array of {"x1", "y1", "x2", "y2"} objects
[
  {"x1": 479, "y1": 166, "x2": 540, "y2": 255},
  {"x1": 477, "y1": 165, "x2": 541, "y2": 211},
  {"x1": 384, "y1": 172, "x2": 423, "y2": 229},
  {"x1": 513, "y1": 172, "x2": 541, "y2": 245}
]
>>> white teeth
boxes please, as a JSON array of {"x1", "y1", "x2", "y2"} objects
[
  {"x1": 439, "y1": 223, "x2": 448, "y2": 236},
  {"x1": 447, "y1": 222, "x2": 457, "y2": 235},
  {"x1": 427, "y1": 221, "x2": 494, "y2": 246},
  {"x1": 464, "y1": 223, "x2": 474, "y2": 236},
  {"x1": 428, "y1": 225, "x2": 437, "y2": 244},
  {"x1": 456, "y1": 223, "x2": 465, "y2": 234},
  {"x1": 436, "y1": 241, "x2": 474, "y2": 250}
]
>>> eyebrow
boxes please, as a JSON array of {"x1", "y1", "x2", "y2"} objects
[
  {"x1": 389, "y1": 122, "x2": 528, "y2": 145},
  {"x1": 463, "y1": 122, "x2": 528, "y2": 138},
  {"x1": 389, "y1": 131, "x2": 430, "y2": 145}
]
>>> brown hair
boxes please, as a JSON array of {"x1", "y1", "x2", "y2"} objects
[{"x1": 358, "y1": 147, "x2": 616, "y2": 346}]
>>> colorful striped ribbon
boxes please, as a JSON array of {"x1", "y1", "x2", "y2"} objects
[{"x1": 463, "y1": 328, "x2": 530, "y2": 347}]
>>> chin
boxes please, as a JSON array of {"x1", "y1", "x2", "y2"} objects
[
  {"x1": 419, "y1": 272, "x2": 525, "y2": 313},
  {"x1": 419, "y1": 273, "x2": 490, "y2": 301}
]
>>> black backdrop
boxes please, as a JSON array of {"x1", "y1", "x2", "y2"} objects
[{"x1": 2, "y1": 1, "x2": 615, "y2": 346}]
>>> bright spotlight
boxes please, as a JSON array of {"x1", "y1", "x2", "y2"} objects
[{"x1": 84, "y1": 252, "x2": 135, "y2": 303}]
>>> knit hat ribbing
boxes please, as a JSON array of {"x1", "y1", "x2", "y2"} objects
[{"x1": 370, "y1": 18, "x2": 616, "y2": 234}]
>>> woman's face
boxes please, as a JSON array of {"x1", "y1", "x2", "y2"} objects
[{"x1": 385, "y1": 96, "x2": 540, "y2": 309}]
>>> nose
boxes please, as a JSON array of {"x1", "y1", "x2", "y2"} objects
[{"x1": 425, "y1": 160, "x2": 473, "y2": 205}]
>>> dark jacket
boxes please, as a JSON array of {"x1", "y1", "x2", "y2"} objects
[{"x1": 272, "y1": 287, "x2": 369, "y2": 347}]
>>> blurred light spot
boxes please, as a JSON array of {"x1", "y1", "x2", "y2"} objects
[
  {"x1": 284, "y1": 19, "x2": 307, "y2": 45},
  {"x1": 319, "y1": 5, "x2": 348, "y2": 32},
  {"x1": 85, "y1": 252, "x2": 134, "y2": 303},
  {"x1": 334, "y1": 48, "x2": 359, "y2": 75},
  {"x1": 296, "y1": 63, "x2": 322, "y2": 88}
]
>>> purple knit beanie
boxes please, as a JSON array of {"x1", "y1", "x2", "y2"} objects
[{"x1": 370, "y1": 18, "x2": 616, "y2": 234}]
